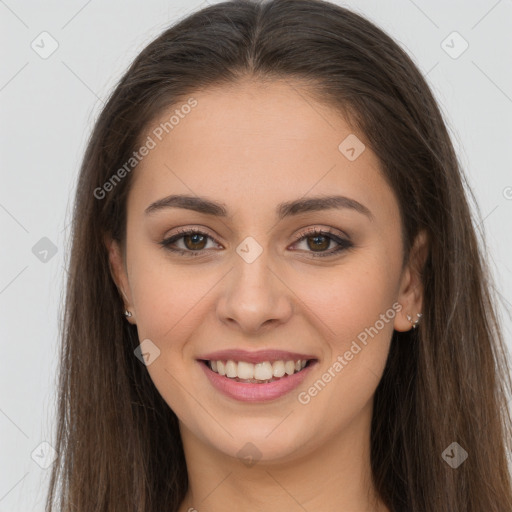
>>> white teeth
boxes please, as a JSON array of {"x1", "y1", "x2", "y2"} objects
[
  {"x1": 207, "y1": 358, "x2": 311, "y2": 381},
  {"x1": 225, "y1": 360, "x2": 237, "y2": 378},
  {"x1": 284, "y1": 360, "x2": 295, "y2": 375},
  {"x1": 272, "y1": 360, "x2": 286, "y2": 378},
  {"x1": 254, "y1": 362, "x2": 273, "y2": 380},
  {"x1": 237, "y1": 361, "x2": 254, "y2": 379}
]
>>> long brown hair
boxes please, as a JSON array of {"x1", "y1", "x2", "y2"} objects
[{"x1": 46, "y1": 0, "x2": 512, "y2": 510}]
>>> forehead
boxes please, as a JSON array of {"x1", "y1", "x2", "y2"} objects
[{"x1": 127, "y1": 79, "x2": 398, "y2": 225}]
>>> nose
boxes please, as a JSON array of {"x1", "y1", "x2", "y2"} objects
[{"x1": 216, "y1": 247, "x2": 294, "y2": 335}]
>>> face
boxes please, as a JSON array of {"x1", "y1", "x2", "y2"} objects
[{"x1": 107, "y1": 79, "x2": 425, "y2": 464}]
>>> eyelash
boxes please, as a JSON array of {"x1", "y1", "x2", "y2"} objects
[{"x1": 159, "y1": 227, "x2": 353, "y2": 258}]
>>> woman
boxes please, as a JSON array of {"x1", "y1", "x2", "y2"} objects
[{"x1": 45, "y1": 0, "x2": 512, "y2": 511}]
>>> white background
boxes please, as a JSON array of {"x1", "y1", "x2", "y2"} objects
[{"x1": 1, "y1": 1, "x2": 511, "y2": 510}]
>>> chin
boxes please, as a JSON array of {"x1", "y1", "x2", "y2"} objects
[{"x1": 197, "y1": 418, "x2": 318, "y2": 466}]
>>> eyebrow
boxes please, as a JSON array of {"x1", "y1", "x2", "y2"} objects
[{"x1": 144, "y1": 194, "x2": 374, "y2": 221}]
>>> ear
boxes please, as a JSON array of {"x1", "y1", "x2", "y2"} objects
[
  {"x1": 393, "y1": 229, "x2": 429, "y2": 332},
  {"x1": 104, "y1": 233, "x2": 136, "y2": 324}
]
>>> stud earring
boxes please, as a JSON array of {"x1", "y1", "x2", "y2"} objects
[
  {"x1": 406, "y1": 312, "x2": 422, "y2": 329},
  {"x1": 124, "y1": 310, "x2": 133, "y2": 318}
]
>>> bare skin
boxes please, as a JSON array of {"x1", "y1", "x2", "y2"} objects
[{"x1": 107, "y1": 78, "x2": 427, "y2": 512}]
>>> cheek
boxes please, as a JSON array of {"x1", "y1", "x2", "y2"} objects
[
  {"x1": 129, "y1": 236, "x2": 400, "y2": 357},
  {"x1": 128, "y1": 246, "x2": 215, "y2": 342},
  {"x1": 295, "y1": 254, "x2": 400, "y2": 342},
  {"x1": 290, "y1": 251, "x2": 399, "y2": 406},
  {"x1": 126, "y1": 250, "x2": 212, "y2": 418}
]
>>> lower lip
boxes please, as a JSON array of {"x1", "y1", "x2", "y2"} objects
[{"x1": 198, "y1": 360, "x2": 316, "y2": 402}]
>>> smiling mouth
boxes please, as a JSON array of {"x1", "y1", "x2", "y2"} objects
[{"x1": 200, "y1": 358, "x2": 315, "y2": 384}]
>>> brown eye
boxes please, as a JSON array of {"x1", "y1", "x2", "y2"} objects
[
  {"x1": 183, "y1": 233, "x2": 208, "y2": 250},
  {"x1": 160, "y1": 227, "x2": 353, "y2": 259},
  {"x1": 291, "y1": 228, "x2": 353, "y2": 258},
  {"x1": 160, "y1": 228, "x2": 220, "y2": 257},
  {"x1": 306, "y1": 234, "x2": 330, "y2": 252}
]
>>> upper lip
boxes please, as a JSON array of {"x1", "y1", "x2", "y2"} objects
[{"x1": 197, "y1": 349, "x2": 318, "y2": 364}]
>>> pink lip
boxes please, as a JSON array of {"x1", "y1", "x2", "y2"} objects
[
  {"x1": 196, "y1": 349, "x2": 317, "y2": 364},
  {"x1": 198, "y1": 359, "x2": 318, "y2": 402}
]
